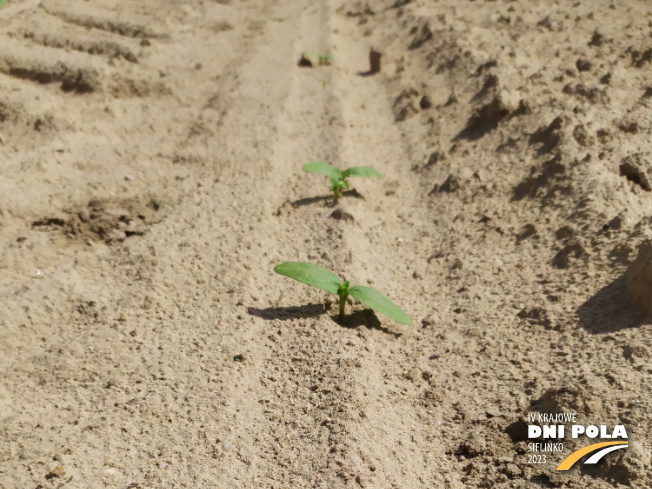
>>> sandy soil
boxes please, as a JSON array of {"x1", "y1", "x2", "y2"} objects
[{"x1": 1, "y1": 0, "x2": 652, "y2": 487}]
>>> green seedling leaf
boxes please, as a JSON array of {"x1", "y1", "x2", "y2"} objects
[
  {"x1": 350, "y1": 286, "x2": 412, "y2": 325},
  {"x1": 302, "y1": 161, "x2": 343, "y2": 180},
  {"x1": 342, "y1": 166, "x2": 383, "y2": 179},
  {"x1": 274, "y1": 262, "x2": 411, "y2": 325},
  {"x1": 0, "y1": 0, "x2": 7, "y2": 7},
  {"x1": 304, "y1": 52, "x2": 335, "y2": 65},
  {"x1": 274, "y1": 262, "x2": 342, "y2": 295}
]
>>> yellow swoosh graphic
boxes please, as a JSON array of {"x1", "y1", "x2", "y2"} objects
[{"x1": 556, "y1": 441, "x2": 628, "y2": 471}]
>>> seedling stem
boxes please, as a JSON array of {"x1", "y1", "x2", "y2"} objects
[{"x1": 338, "y1": 281, "x2": 350, "y2": 319}]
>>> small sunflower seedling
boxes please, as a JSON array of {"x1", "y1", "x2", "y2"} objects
[
  {"x1": 302, "y1": 161, "x2": 383, "y2": 202},
  {"x1": 305, "y1": 51, "x2": 335, "y2": 66},
  {"x1": 274, "y1": 262, "x2": 411, "y2": 325}
]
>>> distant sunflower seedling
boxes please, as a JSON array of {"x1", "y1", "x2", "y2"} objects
[
  {"x1": 274, "y1": 262, "x2": 411, "y2": 325},
  {"x1": 304, "y1": 51, "x2": 335, "y2": 65},
  {"x1": 302, "y1": 161, "x2": 383, "y2": 202}
]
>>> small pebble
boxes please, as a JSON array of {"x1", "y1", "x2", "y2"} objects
[
  {"x1": 48, "y1": 465, "x2": 65, "y2": 478},
  {"x1": 223, "y1": 442, "x2": 232, "y2": 451}
]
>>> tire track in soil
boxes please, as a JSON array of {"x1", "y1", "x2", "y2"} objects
[{"x1": 0, "y1": 0, "x2": 190, "y2": 227}]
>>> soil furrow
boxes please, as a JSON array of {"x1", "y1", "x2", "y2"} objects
[{"x1": 198, "y1": 2, "x2": 371, "y2": 485}]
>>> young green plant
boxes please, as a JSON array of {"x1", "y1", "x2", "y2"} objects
[
  {"x1": 302, "y1": 161, "x2": 383, "y2": 202},
  {"x1": 274, "y1": 262, "x2": 411, "y2": 325},
  {"x1": 304, "y1": 51, "x2": 335, "y2": 65}
]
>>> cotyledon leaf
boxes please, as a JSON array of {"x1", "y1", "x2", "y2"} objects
[
  {"x1": 349, "y1": 285, "x2": 411, "y2": 325},
  {"x1": 341, "y1": 166, "x2": 383, "y2": 179},
  {"x1": 302, "y1": 161, "x2": 343, "y2": 180},
  {"x1": 274, "y1": 262, "x2": 343, "y2": 295}
]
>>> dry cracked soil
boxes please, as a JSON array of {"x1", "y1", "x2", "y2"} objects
[{"x1": 1, "y1": 0, "x2": 652, "y2": 487}]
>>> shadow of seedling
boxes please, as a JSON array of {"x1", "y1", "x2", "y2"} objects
[
  {"x1": 577, "y1": 274, "x2": 648, "y2": 334},
  {"x1": 291, "y1": 189, "x2": 364, "y2": 208},
  {"x1": 248, "y1": 303, "x2": 400, "y2": 337},
  {"x1": 334, "y1": 309, "x2": 402, "y2": 338},
  {"x1": 341, "y1": 189, "x2": 365, "y2": 200},
  {"x1": 247, "y1": 303, "x2": 325, "y2": 321},
  {"x1": 290, "y1": 194, "x2": 332, "y2": 208}
]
